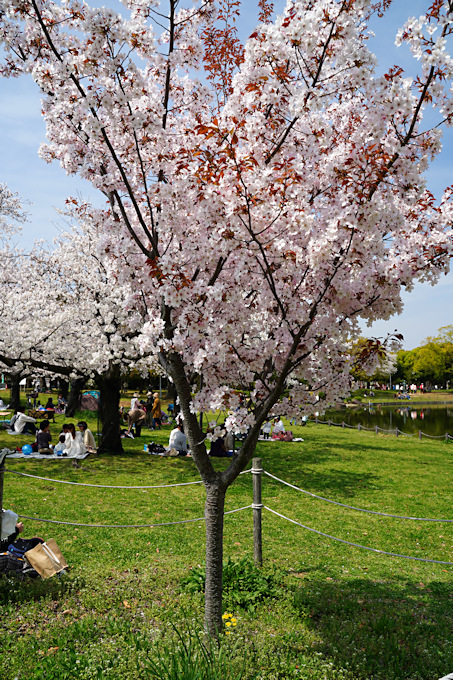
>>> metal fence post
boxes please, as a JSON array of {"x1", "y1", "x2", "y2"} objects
[{"x1": 252, "y1": 457, "x2": 263, "y2": 566}]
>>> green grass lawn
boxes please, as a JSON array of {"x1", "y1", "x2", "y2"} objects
[{"x1": 0, "y1": 406, "x2": 452, "y2": 680}]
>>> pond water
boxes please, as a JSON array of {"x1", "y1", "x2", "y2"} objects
[{"x1": 323, "y1": 405, "x2": 453, "y2": 438}]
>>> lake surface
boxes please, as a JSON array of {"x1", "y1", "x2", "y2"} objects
[{"x1": 323, "y1": 405, "x2": 453, "y2": 438}]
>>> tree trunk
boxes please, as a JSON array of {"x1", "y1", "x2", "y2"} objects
[
  {"x1": 167, "y1": 381, "x2": 179, "y2": 417},
  {"x1": 59, "y1": 378, "x2": 69, "y2": 400},
  {"x1": 204, "y1": 482, "x2": 226, "y2": 637},
  {"x1": 9, "y1": 375, "x2": 21, "y2": 411},
  {"x1": 66, "y1": 377, "x2": 86, "y2": 417},
  {"x1": 96, "y1": 364, "x2": 123, "y2": 454}
]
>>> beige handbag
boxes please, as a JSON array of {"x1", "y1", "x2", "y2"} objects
[{"x1": 24, "y1": 538, "x2": 68, "y2": 579}]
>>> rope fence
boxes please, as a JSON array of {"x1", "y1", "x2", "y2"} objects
[
  {"x1": 1, "y1": 458, "x2": 451, "y2": 567},
  {"x1": 4, "y1": 467, "x2": 251, "y2": 488},
  {"x1": 315, "y1": 417, "x2": 452, "y2": 440},
  {"x1": 263, "y1": 506, "x2": 453, "y2": 565},
  {"x1": 263, "y1": 471, "x2": 453, "y2": 522},
  {"x1": 18, "y1": 505, "x2": 252, "y2": 529}
]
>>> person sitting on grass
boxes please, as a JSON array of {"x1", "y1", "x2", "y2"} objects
[
  {"x1": 62, "y1": 423, "x2": 87, "y2": 457},
  {"x1": 36, "y1": 420, "x2": 52, "y2": 453},
  {"x1": 45, "y1": 397, "x2": 55, "y2": 411},
  {"x1": 77, "y1": 421, "x2": 97, "y2": 453},
  {"x1": 272, "y1": 417, "x2": 285, "y2": 437},
  {"x1": 209, "y1": 435, "x2": 232, "y2": 457},
  {"x1": 10, "y1": 408, "x2": 37, "y2": 435},
  {"x1": 1, "y1": 514, "x2": 42, "y2": 580},
  {"x1": 53, "y1": 433, "x2": 66, "y2": 456},
  {"x1": 168, "y1": 421, "x2": 188, "y2": 456}
]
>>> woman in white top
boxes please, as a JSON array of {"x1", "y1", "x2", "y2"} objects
[
  {"x1": 63, "y1": 423, "x2": 87, "y2": 457},
  {"x1": 77, "y1": 421, "x2": 96, "y2": 452},
  {"x1": 272, "y1": 418, "x2": 285, "y2": 435}
]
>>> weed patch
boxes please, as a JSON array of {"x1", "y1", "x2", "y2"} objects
[{"x1": 181, "y1": 557, "x2": 285, "y2": 612}]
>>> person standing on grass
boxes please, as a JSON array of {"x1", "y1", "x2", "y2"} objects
[
  {"x1": 125, "y1": 408, "x2": 146, "y2": 438},
  {"x1": 130, "y1": 393, "x2": 140, "y2": 410},
  {"x1": 151, "y1": 392, "x2": 162, "y2": 430},
  {"x1": 262, "y1": 420, "x2": 272, "y2": 439}
]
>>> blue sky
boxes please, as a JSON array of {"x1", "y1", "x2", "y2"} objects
[{"x1": 0, "y1": 0, "x2": 452, "y2": 350}]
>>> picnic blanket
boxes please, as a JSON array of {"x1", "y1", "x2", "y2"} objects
[{"x1": 1, "y1": 447, "x2": 90, "y2": 461}]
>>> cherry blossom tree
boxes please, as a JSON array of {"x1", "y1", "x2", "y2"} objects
[
  {"x1": 0, "y1": 218, "x2": 153, "y2": 451},
  {"x1": 1, "y1": 0, "x2": 453, "y2": 634},
  {"x1": 0, "y1": 184, "x2": 29, "y2": 408},
  {"x1": 0, "y1": 183, "x2": 27, "y2": 241}
]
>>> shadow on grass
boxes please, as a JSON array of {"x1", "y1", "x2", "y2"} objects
[
  {"x1": 257, "y1": 444, "x2": 382, "y2": 498},
  {"x1": 293, "y1": 576, "x2": 453, "y2": 680},
  {"x1": 0, "y1": 572, "x2": 84, "y2": 605},
  {"x1": 264, "y1": 467, "x2": 381, "y2": 498}
]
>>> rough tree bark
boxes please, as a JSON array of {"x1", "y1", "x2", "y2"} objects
[
  {"x1": 8, "y1": 374, "x2": 22, "y2": 411},
  {"x1": 95, "y1": 363, "x2": 123, "y2": 454},
  {"x1": 165, "y1": 352, "x2": 235, "y2": 636},
  {"x1": 204, "y1": 482, "x2": 226, "y2": 635},
  {"x1": 59, "y1": 378, "x2": 69, "y2": 400},
  {"x1": 66, "y1": 377, "x2": 86, "y2": 417}
]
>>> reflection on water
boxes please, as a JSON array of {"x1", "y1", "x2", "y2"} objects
[{"x1": 324, "y1": 406, "x2": 453, "y2": 437}]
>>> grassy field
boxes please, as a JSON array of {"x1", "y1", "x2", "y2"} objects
[{"x1": 0, "y1": 402, "x2": 452, "y2": 680}]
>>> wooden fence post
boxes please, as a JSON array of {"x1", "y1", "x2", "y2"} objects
[{"x1": 252, "y1": 457, "x2": 263, "y2": 566}]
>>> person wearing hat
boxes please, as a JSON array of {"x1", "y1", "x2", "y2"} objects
[
  {"x1": 151, "y1": 392, "x2": 162, "y2": 430},
  {"x1": 130, "y1": 393, "x2": 140, "y2": 410}
]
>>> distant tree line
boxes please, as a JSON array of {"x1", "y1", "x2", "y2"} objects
[{"x1": 394, "y1": 326, "x2": 453, "y2": 388}]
